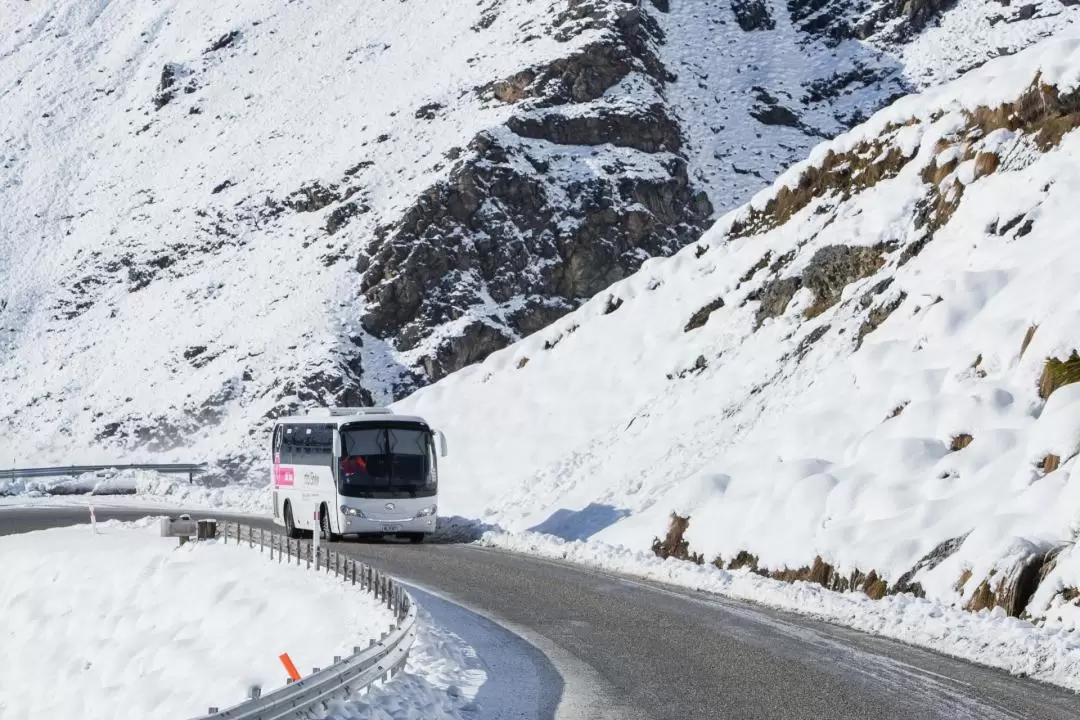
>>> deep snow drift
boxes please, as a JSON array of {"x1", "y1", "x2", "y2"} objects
[
  {"x1": 399, "y1": 33, "x2": 1080, "y2": 628},
  {"x1": 0, "y1": 520, "x2": 395, "y2": 719},
  {"x1": 0, "y1": 519, "x2": 493, "y2": 720}
]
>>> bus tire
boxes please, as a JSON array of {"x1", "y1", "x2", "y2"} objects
[
  {"x1": 284, "y1": 502, "x2": 301, "y2": 539},
  {"x1": 320, "y1": 504, "x2": 341, "y2": 542},
  {"x1": 406, "y1": 533, "x2": 425, "y2": 544}
]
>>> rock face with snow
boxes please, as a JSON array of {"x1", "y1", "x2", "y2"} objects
[
  {"x1": 398, "y1": 35, "x2": 1080, "y2": 626},
  {"x1": 357, "y1": 0, "x2": 714, "y2": 381},
  {"x1": 1, "y1": 0, "x2": 1077, "y2": 477}
]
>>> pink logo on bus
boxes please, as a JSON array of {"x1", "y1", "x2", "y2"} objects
[{"x1": 274, "y1": 464, "x2": 295, "y2": 487}]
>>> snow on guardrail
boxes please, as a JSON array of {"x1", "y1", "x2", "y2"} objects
[
  {"x1": 1, "y1": 463, "x2": 207, "y2": 484},
  {"x1": 191, "y1": 522, "x2": 417, "y2": 720}
]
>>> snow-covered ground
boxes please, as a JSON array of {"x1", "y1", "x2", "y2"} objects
[
  {"x1": 397, "y1": 31, "x2": 1080, "y2": 632},
  {"x1": 0, "y1": 520, "x2": 478, "y2": 719},
  {"x1": 6, "y1": 1, "x2": 1080, "y2": 700}
]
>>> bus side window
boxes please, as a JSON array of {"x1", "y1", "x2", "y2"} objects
[
  {"x1": 307, "y1": 426, "x2": 333, "y2": 467},
  {"x1": 272, "y1": 426, "x2": 283, "y2": 459},
  {"x1": 301, "y1": 427, "x2": 312, "y2": 462},
  {"x1": 283, "y1": 426, "x2": 295, "y2": 464}
]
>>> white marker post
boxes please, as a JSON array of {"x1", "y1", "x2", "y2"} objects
[
  {"x1": 88, "y1": 502, "x2": 98, "y2": 534},
  {"x1": 312, "y1": 510, "x2": 321, "y2": 556}
]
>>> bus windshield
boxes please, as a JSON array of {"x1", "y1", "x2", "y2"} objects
[{"x1": 338, "y1": 424, "x2": 436, "y2": 499}]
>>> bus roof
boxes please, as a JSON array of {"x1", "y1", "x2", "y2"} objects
[{"x1": 274, "y1": 408, "x2": 430, "y2": 427}]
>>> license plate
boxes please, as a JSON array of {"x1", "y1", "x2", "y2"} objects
[{"x1": 381, "y1": 524, "x2": 401, "y2": 532}]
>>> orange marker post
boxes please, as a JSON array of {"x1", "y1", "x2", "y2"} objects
[{"x1": 279, "y1": 653, "x2": 301, "y2": 682}]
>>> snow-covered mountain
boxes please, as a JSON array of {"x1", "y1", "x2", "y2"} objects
[
  {"x1": 1, "y1": 0, "x2": 1076, "y2": 478},
  {"x1": 399, "y1": 34, "x2": 1080, "y2": 625}
]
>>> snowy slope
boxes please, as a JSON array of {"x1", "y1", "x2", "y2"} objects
[
  {"x1": 3, "y1": 0, "x2": 1077, "y2": 480},
  {"x1": 0, "y1": 0, "x2": 709, "y2": 475},
  {"x1": 657, "y1": 0, "x2": 1080, "y2": 211},
  {"x1": 398, "y1": 33, "x2": 1080, "y2": 623}
]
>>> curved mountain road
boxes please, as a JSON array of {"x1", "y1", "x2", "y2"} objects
[{"x1": 2, "y1": 506, "x2": 1077, "y2": 719}]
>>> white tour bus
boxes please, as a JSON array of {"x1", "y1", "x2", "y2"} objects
[{"x1": 270, "y1": 407, "x2": 447, "y2": 543}]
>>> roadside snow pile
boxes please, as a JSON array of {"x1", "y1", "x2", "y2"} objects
[
  {"x1": 398, "y1": 33, "x2": 1080, "y2": 626},
  {"x1": 324, "y1": 608, "x2": 483, "y2": 720},
  {"x1": 0, "y1": 520, "x2": 480, "y2": 720},
  {"x1": 480, "y1": 530, "x2": 1080, "y2": 691},
  {"x1": 0, "y1": 520, "x2": 395, "y2": 719}
]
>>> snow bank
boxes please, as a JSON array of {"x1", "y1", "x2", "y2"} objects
[
  {"x1": 397, "y1": 32, "x2": 1080, "y2": 621},
  {"x1": 0, "y1": 521, "x2": 394, "y2": 720}
]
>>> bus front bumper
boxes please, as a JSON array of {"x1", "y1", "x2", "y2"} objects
[{"x1": 341, "y1": 515, "x2": 435, "y2": 534}]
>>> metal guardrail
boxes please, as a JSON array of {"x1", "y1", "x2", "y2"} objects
[
  {"x1": 0, "y1": 463, "x2": 208, "y2": 485},
  {"x1": 191, "y1": 521, "x2": 417, "y2": 720}
]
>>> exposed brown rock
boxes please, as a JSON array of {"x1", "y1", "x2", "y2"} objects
[
  {"x1": 684, "y1": 297, "x2": 725, "y2": 332},
  {"x1": 950, "y1": 433, "x2": 974, "y2": 451},
  {"x1": 1039, "y1": 454, "x2": 1061, "y2": 474},
  {"x1": 651, "y1": 512, "x2": 703, "y2": 564},
  {"x1": 1038, "y1": 351, "x2": 1080, "y2": 400}
]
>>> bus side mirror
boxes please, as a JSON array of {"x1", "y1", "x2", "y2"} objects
[{"x1": 434, "y1": 430, "x2": 448, "y2": 458}]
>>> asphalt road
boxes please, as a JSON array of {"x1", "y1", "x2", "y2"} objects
[{"x1": 3, "y1": 506, "x2": 1078, "y2": 720}]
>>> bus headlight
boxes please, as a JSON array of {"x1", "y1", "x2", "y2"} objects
[
  {"x1": 415, "y1": 505, "x2": 437, "y2": 518},
  {"x1": 340, "y1": 505, "x2": 365, "y2": 518}
]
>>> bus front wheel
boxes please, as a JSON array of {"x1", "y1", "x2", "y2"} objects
[
  {"x1": 405, "y1": 533, "x2": 425, "y2": 545},
  {"x1": 320, "y1": 505, "x2": 341, "y2": 542}
]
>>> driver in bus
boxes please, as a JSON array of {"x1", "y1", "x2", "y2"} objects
[{"x1": 341, "y1": 454, "x2": 367, "y2": 475}]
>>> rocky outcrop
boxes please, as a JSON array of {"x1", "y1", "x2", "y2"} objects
[
  {"x1": 356, "y1": 0, "x2": 714, "y2": 386},
  {"x1": 731, "y1": 0, "x2": 776, "y2": 31},
  {"x1": 788, "y1": 0, "x2": 956, "y2": 44},
  {"x1": 801, "y1": 244, "x2": 885, "y2": 316},
  {"x1": 359, "y1": 129, "x2": 711, "y2": 380},
  {"x1": 506, "y1": 103, "x2": 682, "y2": 153}
]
